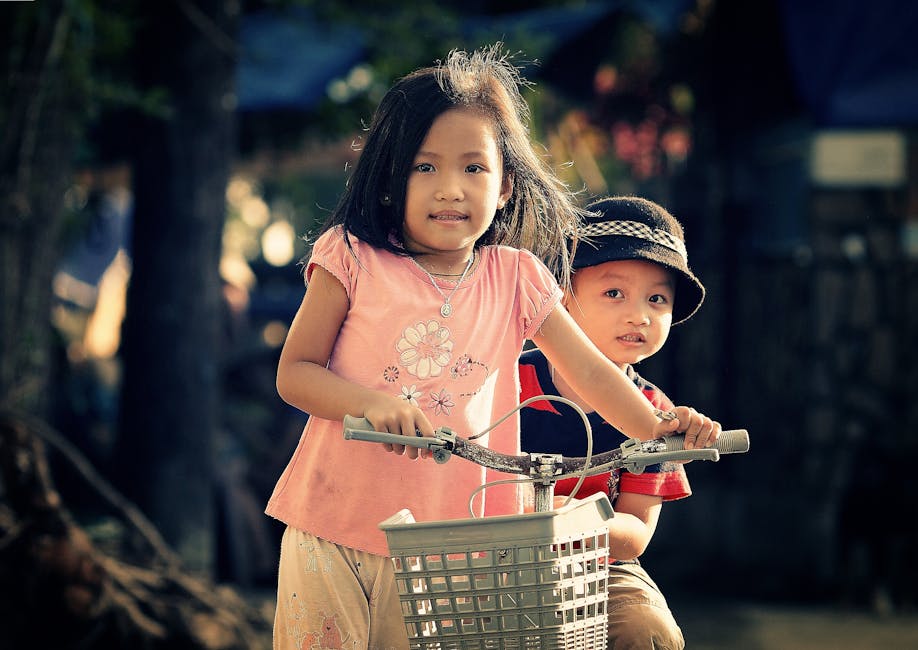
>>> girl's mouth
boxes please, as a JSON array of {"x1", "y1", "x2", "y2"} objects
[{"x1": 430, "y1": 211, "x2": 467, "y2": 221}]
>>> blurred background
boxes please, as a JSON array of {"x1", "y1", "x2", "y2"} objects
[{"x1": 2, "y1": 0, "x2": 917, "y2": 648}]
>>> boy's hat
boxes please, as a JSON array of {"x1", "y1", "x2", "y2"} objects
[{"x1": 572, "y1": 196, "x2": 705, "y2": 324}]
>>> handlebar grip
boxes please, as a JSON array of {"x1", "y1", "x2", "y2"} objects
[
  {"x1": 662, "y1": 429, "x2": 749, "y2": 454},
  {"x1": 342, "y1": 415, "x2": 440, "y2": 451}
]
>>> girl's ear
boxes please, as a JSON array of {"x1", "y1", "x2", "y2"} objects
[{"x1": 497, "y1": 173, "x2": 514, "y2": 209}]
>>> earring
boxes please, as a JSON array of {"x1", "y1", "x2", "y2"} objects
[{"x1": 380, "y1": 193, "x2": 392, "y2": 206}]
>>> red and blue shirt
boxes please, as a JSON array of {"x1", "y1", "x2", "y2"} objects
[{"x1": 519, "y1": 348, "x2": 691, "y2": 503}]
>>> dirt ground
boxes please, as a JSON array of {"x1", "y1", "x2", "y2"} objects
[{"x1": 671, "y1": 597, "x2": 918, "y2": 650}]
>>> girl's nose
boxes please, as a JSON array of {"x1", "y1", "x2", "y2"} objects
[{"x1": 435, "y1": 173, "x2": 464, "y2": 200}]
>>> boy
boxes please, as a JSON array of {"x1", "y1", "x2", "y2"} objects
[{"x1": 519, "y1": 196, "x2": 718, "y2": 649}]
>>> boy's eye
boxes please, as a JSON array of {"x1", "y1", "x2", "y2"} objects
[
  {"x1": 649, "y1": 294, "x2": 670, "y2": 304},
  {"x1": 604, "y1": 289, "x2": 623, "y2": 299},
  {"x1": 414, "y1": 162, "x2": 435, "y2": 173}
]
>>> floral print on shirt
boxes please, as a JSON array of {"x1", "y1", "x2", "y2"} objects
[
  {"x1": 398, "y1": 384, "x2": 422, "y2": 407},
  {"x1": 386, "y1": 319, "x2": 487, "y2": 414},
  {"x1": 428, "y1": 389, "x2": 455, "y2": 415},
  {"x1": 397, "y1": 320, "x2": 453, "y2": 379}
]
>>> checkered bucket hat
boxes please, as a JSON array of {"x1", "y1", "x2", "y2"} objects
[{"x1": 572, "y1": 196, "x2": 705, "y2": 324}]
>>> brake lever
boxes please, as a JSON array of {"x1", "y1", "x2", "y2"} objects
[{"x1": 623, "y1": 448, "x2": 720, "y2": 474}]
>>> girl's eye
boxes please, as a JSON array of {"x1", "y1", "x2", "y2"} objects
[
  {"x1": 604, "y1": 289, "x2": 623, "y2": 299},
  {"x1": 414, "y1": 162, "x2": 435, "y2": 173},
  {"x1": 465, "y1": 163, "x2": 485, "y2": 173}
]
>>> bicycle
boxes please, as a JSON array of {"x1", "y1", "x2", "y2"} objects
[{"x1": 343, "y1": 399, "x2": 749, "y2": 649}]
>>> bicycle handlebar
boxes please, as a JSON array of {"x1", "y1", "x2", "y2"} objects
[{"x1": 342, "y1": 415, "x2": 749, "y2": 478}]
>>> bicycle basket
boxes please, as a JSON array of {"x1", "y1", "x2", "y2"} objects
[{"x1": 379, "y1": 492, "x2": 613, "y2": 650}]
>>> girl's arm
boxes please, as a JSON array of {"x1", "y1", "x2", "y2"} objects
[
  {"x1": 276, "y1": 266, "x2": 434, "y2": 456},
  {"x1": 531, "y1": 304, "x2": 671, "y2": 440}
]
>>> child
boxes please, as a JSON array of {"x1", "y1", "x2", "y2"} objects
[
  {"x1": 519, "y1": 195, "x2": 720, "y2": 649},
  {"x1": 267, "y1": 47, "x2": 707, "y2": 650}
]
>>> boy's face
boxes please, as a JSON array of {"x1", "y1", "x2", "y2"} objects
[{"x1": 563, "y1": 259, "x2": 675, "y2": 368}]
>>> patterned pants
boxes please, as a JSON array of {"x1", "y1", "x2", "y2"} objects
[
  {"x1": 273, "y1": 527, "x2": 410, "y2": 650},
  {"x1": 607, "y1": 561, "x2": 685, "y2": 649}
]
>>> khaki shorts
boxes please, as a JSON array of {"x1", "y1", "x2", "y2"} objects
[{"x1": 607, "y1": 561, "x2": 684, "y2": 650}]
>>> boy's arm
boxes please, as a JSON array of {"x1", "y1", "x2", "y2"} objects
[
  {"x1": 531, "y1": 305, "x2": 674, "y2": 440},
  {"x1": 607, "y1": 492, "x2": 662, "y2": 560}
]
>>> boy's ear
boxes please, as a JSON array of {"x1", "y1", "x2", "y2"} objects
[
  {"x1": 560, "y1": 288, "x2": 575, "y2": 311},
  {"x1": 497, "y1": 173, "x2": 514, "y2": 209}
]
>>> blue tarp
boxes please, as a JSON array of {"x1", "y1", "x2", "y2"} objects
[
  {"x1": 237, "y1": 8, "x2": 365, "y2": 111},
  {"x1": 778, "y1": 0, "x2": 918, "y2": 126}
]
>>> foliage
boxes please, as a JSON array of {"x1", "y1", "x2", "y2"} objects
[{"x1": 590, "y1": 13, "x2": 694, "y2": 181}]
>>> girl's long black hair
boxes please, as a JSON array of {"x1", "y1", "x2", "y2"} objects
[{"x1": 316, "y1": 44, "x2": 585, "y2": 287}]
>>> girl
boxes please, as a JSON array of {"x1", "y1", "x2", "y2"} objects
[{"x1": 267, "y1": 45, "x2": 707, "y2": 650}]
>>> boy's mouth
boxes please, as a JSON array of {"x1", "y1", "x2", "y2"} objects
[{"x1": 618, "y1": 333, "x2": 646, "y2": 344}]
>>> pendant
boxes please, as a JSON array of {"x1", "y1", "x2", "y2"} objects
[{"x1": 440, "y1": 303, "x2": 452, "y2": 318}]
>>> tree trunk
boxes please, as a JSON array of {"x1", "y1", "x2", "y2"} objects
[
  {"x1": 0, "y1": 2, "x2": 83, "y2": 414},
  {"x1": 116, "y1": 0, "x2": 238, "y2": 573}
]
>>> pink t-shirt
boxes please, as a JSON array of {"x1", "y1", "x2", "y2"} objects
[{"x1": 265, "y1": 228, "x2": 563, "y2": 556}]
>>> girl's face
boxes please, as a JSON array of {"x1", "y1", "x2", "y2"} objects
[
  {"x1": 564, "y1": 259, "x2": 675, "y2": 368},
  {"x1": 402, "y1": 107, "x2": 512, "y2": 266}
]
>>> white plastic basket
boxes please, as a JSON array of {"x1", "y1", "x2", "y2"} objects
[{"x1": 379, "y1": 492, "x2": 613, "y2": 649}]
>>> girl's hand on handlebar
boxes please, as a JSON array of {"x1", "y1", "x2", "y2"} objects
[
  {"x1": 652, "y1": 406, "x2": 721, "y2": 450},
  {"x1": 363, "y1": 397, "x2": 435, "y2": 460}
]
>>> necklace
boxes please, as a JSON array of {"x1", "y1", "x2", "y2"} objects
[
  {"x1": 410, "y1": 251, "x2": 475, "y2": 318},
  {"x1": 427, "y1": 270, "x2": 467, "y2": 277}
]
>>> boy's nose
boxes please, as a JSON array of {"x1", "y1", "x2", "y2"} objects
[{"x1": 626, "y1": 308, "x2": 651, "y2": 325}]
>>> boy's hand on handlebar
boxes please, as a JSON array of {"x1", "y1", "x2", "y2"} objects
[
  {"x1": 363, "y1": 398, "x2": 435, "y2": 460},
  {"x1": 653, "y1": 406, "x2": 721, "y2": 450}
]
